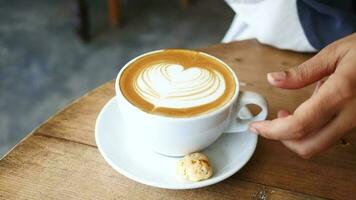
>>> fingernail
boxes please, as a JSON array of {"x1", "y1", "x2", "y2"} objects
[
  {"x1": 267, "y1": 71, "x2": 286, "y2": 82},
  {"x1": 249, "y1": 125, "x2": 259, "y2": 134}
]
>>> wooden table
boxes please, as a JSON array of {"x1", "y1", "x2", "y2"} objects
[{"x1": 1, "y1": 40, "x2": 355, "y2": 200}]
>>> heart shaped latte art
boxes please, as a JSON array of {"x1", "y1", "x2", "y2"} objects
[{"x1": 134, "y1": 63, "x2": 225, "y2": 108}]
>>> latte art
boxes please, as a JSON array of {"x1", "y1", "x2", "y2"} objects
[
  {"x1": 135, "y1": 63, "x2": 225, "y2": 109},
  {"x1": 119, "y1": 49, "x2": 236, "y2": 117}
]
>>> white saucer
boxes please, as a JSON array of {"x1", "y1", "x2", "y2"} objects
[{"x1": 95, "y1": 98, "x2": 257, "y2": 189}]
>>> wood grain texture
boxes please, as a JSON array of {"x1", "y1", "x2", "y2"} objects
[
  {"x1": 0, "y1": 135, "x2": 322, "y2": 200},
  {"x1": 1, "y1": 40, "x2": 355, "y2": 199}
]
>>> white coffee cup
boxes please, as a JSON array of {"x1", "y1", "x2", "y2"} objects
[{"x1": 115, "y1": 50, "x2": 268, "y2": 157}]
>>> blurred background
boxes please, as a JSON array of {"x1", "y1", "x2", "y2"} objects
[{"x1": 0, "y1": 0, "x2": 234, "y2": 157}]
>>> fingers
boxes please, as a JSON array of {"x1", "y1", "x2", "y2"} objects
[
  {"x1": 249, "y1": 115, "x2": 307, "y2": 140},
  {"x1": 281, "y1": 109, "x2": 353, "y2": 159},
  {"x1": 277, "y1": 110, "x2": 290, "y2": 118},
  {"x1": 267, "y1": 46, "x2": 338, "y2": 89},
  {"x1": 276, "y1": 82, "x2": 324, "y2": 118},
  {"x1": 249, "y1": 80, "x2": 340, "y2": 140},
  {"x1": 312, "y1": 80, "x2": 325, "y2": 96}
]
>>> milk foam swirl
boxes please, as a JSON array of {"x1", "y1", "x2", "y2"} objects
[{"x1": 135, "y1": 63, "x2": 225, "y2": 108}]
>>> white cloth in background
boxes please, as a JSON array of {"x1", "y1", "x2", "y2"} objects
[{"x1": 223, "y1": 0, "x2": 316, "y2": 52}]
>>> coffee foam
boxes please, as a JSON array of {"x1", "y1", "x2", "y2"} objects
[
  {"x1": 119, "y1": 49, "x2": 236, "y2": 117},
  {"x1": 135, "y1": 63, "x2": 225, "y2": 109}
]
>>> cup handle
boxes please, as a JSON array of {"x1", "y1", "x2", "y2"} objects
[{"x1": 224, "y1": 91, "x2": 268, "y2": 133}]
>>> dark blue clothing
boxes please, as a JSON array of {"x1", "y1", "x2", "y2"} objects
[{"x1": 297, "y1": 0, "x2": 356, "y2": 50}]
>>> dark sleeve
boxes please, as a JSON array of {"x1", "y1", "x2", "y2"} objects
[{"x1": 297, "y1": 0, "x2": 356, "y2": 50}]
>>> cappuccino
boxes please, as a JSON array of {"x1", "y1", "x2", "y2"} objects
[{"x1": 119, "y1": 49, "x2": 236, "y2": 117}]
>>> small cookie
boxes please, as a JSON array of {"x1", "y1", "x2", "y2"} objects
[{"x1": 177, "y1": 152, "x2": 213, "y2": 182}]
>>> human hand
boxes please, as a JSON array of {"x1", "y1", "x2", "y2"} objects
[{"x1": 249, "y1": 33, "x2": 356, "y2": 159}]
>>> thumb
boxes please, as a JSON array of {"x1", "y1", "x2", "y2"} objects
[{"x1": 267, "y1": 47, "x2": 338, "y2": 89}]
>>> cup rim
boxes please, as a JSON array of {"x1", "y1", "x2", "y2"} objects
[{"x1": 115, "y1": 49, "x2": 240, "y2": 121}]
